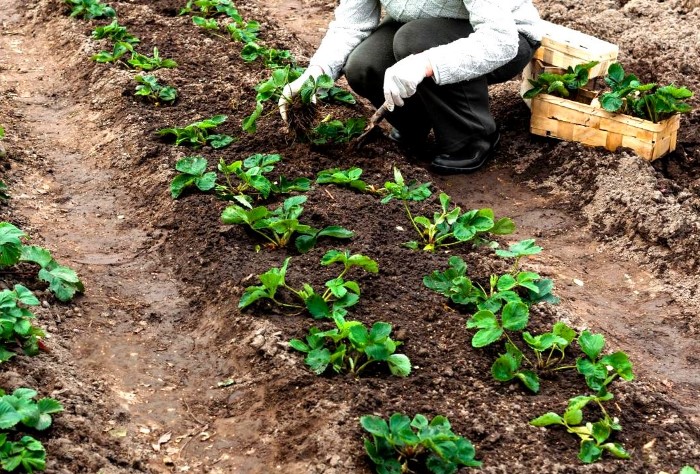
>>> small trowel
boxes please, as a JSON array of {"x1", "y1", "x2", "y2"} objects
[{"x1": 352, "y1": 102, "x2": 391, "y2": 150}]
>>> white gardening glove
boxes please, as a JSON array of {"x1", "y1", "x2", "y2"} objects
[
  {"x1": 278, "y1": 65, "x2": 326, "y2": 122},
  {"x1": 383, "y1": 53, "x2": 433, "y2": 111}
]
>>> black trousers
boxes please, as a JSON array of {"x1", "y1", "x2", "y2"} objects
[{"x1": 344, "y1": 18, "x2": 538, "y2": 153}]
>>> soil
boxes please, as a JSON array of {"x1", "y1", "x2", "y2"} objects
[{"x1": 0, "y1": 0, "x2": 698, "y2": 473}]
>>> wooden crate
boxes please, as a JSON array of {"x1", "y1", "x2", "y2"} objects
[
  {"x1": 530, "y1": 93, "x2": 681, "y2": 161},
  {"x1": 520, "y1": 21, "x2": 618, "y2": 108},
  {"x1": 533, "y1": 21, "x2": 619, "y2": 78}
]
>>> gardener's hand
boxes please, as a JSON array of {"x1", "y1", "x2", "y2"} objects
[
  {"x1": 278, "y1": 65, "x2": 326, "y2": 122},
  {"x1": 383, "y1": 53, "x2": 433, "y2": 111}
]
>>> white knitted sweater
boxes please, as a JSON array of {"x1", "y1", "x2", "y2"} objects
[{"x1": 309, "y1": 0, "x2": 543, "y2": 85}]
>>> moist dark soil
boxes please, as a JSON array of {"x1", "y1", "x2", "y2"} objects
[{"x1": 0, "y1": 0, "x2": 699, "y2": 473}]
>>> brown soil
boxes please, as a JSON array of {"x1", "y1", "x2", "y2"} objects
[{"x1": 0, "y1": 0, "x2": 698, "y2": 473}]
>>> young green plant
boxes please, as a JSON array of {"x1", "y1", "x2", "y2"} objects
[
  {"x1": 361, "y1": 413, "x2": 481, "y2": 473},
  {"x1": 128, "y1": 48, "x2": 178, "y2": 71},
  {"x1": 315, "y1": 167, "x2": 385, "y2": 195},
  {"x1": 239, "y1": 249, "x2": 377, "y2": 318},
  {"x1": 531, "y1": 392, "x2": 630, "y2": 464},
  {"x1": 524, "y1": 61, "x2": 599, "y2": 100},
  {"x1": 64, "y1": 0, "x2": 115, "y2": 19},
  {"x1": 290, "y1": 315, "x2": 411, "y2": 377},
  {"x1": 221, "y1": 196, "x2": 353, "y2": 253},
  {"x1": 311, "y1": 117, "x2": 366, "y2": 145},
  {"x1": 91, "y1": 20, "x2": 140, "y2": 44},
  {"x1": 600, "y1": 62, "x2": 693, "y2": 123},
  {"x1": 134, "y1": 75, "x2": 177, "y2": 104},
  {"x1": 158, "y1": 115, "x2": 235, "y2": 149}
]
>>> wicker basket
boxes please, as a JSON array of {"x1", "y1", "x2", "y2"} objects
[{"x1": 530, "y1": 93, "x2": 680, "y2": 161}]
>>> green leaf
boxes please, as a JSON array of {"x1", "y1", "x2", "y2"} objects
[
  {"x1": 195, "y1": 172, "x2": 217, "y2": 191},
  {"x1": 602, "y1": 442, "x2": 630, "y2": 459},
  {"x1": 600, "y1": 351, "x2": 634, "y2": 381},
  {"x1": 305, "y1": 348, "x2": 331, "y2": 374},
  {"x1": 317, "y1": 226, "x2": 354, "y2": 239},
  {"x1": 19, "y1": 245, "x2": 53, "y2": 269},
  {"x1": 516, "y1": 370, "x2": 540, "y2": 393},
  {"x1": 238, "y1": 286, "x2": 269, "y2": 308},
  {"x1": 466, "y1": 310, "x2": 502, "y2": 348},
  {"x1": 490, "y1": 217, "x2": 516, "y2": 235},
  {"x1": 501, "y1": 301, "x2": 529, "y2": 331},
  {"x1": 288, "y1": 339, "x2": 310, "y2": 352},
  {"x1": 38, "y1": 266, "x2": 84, "y2": 301},
  {"x1": 170, "y1": 175, "x2": 196, "y2": 199},
  {"x1": 175, "y1": 156, "x2": 207, "y2": 175},
  {"x1": 305, "y1": 293, "x2": 331, "y2": 319},
  {"x1": 0, "y1": 222, "x2": 25, "y2": 267},
  {"x1": 208, "y1": 134, "x2": 235, "y2": 149},
  {"x1": 386, "y1": 354, "x2": 411, "y2": 377},
  {"x1": 579, "y1": 440, "x2": 603, "y2": 464},
  {"x1": 491, "y1": 353, "x2": 518, "y2": 382},
  {"x1": 360, "y1": 415, "x2": 390, "y2": 437},
  {"x1": 579, "y1": 330, "x2": 605, "y2": 360},
  {"x1": 530, "y1": 412, "x2": 564, "y2": 427}
]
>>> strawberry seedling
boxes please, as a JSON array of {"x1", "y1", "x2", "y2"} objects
[
  {"x1": 0, "y1": 388, "x2": 63, "y2": 431},
  {"x1": 0, "y1": 435, "x2": 47, "y2": 473},
  {"x1": 290, "y1": 315, "x2": 411, "y2": 376},
  {"x1": 91, "y1": 41, "x2": 133, "y2": 64},
  {"x1": 64, "y1": 0, "x2": 115, "y2": 19},
  {"x1": 180, "y1": 0, "x2": 239, "y2": 18},
  {"x1": 216, "y1": 153, "x2": 310, "y2": 206},
  {"x1": 192, "y1": 16, "x2": 220, "y2": 32},
  {"x1": 158, "y1": 115, "x2": 235, "y2": 149},
  {"x1": 311, "y1": 117, "x2": 366, "y2": 145},
  {"x1": 134, "y1": 75, "x2": 177, "y2": 104},
  {"x1": 380, "y1": 167, "x2": 432, "y2": 204},
  {"x1": 401, "y1": 192, "x2": 515, "y2": 252},
  {"x1": 360, "y1": 413, "x2": 481, "y2": 473},
  {"x1": 0, "y1": 223, "x2": 84, "y2": 302},
  {"x1": 239, "y1": 250, "x2": 377, "y2": 318},
  {"x1": 243, "y1": 66, "x2": 304, "y2": 134},
  {"x1": 227, "y1": 20, "x2": 260, "y2": 43},
  {"x1": 576, "y1": 330, "x2": 634, "y2": 393},
  {"x1": 0, "y1": 285, "x2": 44, "y2": 362},
  {"x1": 600, "y1": 63, "x2": 693, "y2": 123},
  {"x1": 221, "y1": 196, "x2": 353, "y2": 253},
  {"x1": 316, "y1": 167, "x2": 384, "y2": 195},
  {"x1": 241, "y1": 42, "x2": 293, "y2": 69},
  {"x1": 91, "y1": 20, "x2": 140, "y2": 44},
  {"x1": 523, "y1": 61, "x2": 599, "y2": 100},
  {"x1": 128, "y1": 48, "x2": 178, "y2": 71},
  {"x1": 531, "y1": 393, "x2": 630, "y2": 464},
  {"x1": 170, "y1": 156, "x2": 216, "y2": 199}
]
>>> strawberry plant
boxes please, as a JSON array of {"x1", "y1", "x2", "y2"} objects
[
  {"x1": 360, "y1": 413, "x2": 481, "y2": 473},
  {"x1": 128, "y1": 48, "x2": 178, "y2": 71},
  {"x1": 0, "y1": 435, "x2": 46, "y2": 473},
  {"x1": 134, "y1": 75, "x2": 177, "y2": 104},
  {"x1": 192, "y1": 16, "x2": 220, "y2": 32},
  {"x1": 243, "y1": 66, "x2": 303, "y2": 134},
  {"x1": 180, "y1": 0, "x2": 239, "y2": 17},
  {"x1": 91, "y1": 20, "x2": 140, "y2": 44},
  {"x1": 531, "y1": 392, "x2": 630, "y2": 463},
  {"x1": 0, "y1": 388, "x2": 63, "y2": 431},
  {"x1": 0, "y1": 223, "x2": 84, "y2": 302},
  {"x1": 239, "y1": 250, "x2": 377, "y2": 319},
  {"x1": 221, "y1": 196, "x2": 353, "y2": 253},
  {"x1": 316, "y1": 167, "x2": 384, "y2": 195},
  {"x1": 215, "y1": 153, "x2": 310, "y2": 205},
  {"x1": 227, "y1": 21, "x2": 260, "y2": 44},
  {"x1": 576, "y1": 330, "x2": 634, "y2": 393},
  {"x1": 401, "y1": 192, "x2": 515, "y2": 252},
  {"x1": 290, "y1": 315, "x2": 411, "y2": 377},
  {"x1": 380, "y1": 167, "x2": 432, "y2": 204},
  {"x1": 600, "y1": 63, "x2": 693, "y2": 123},
  {"x1": 495, "y1": 238, "x2": 543, "y2": 271},
  {"x1": 91, "y1": 41, "x2": 133, "y2": 64},
  {"x1": 523, "y1": 61, "x2": 599, "y2": 100},
  {"x1": 64, "y1": 0, "x2": 115, "y2": 19},
  {"x1": 0, "y1": 388, "x2": 63, "y2": 472},
  {"x1": 158, "y1": 115, "x2": 235, "y2": 149},
  {"x1": 311, "y1": 117, "x2": 366, "y2": 145},
  {"x1": 170, "y1": 157, "x2": 216, "y2": 199},
  {"x1": 241, "y1": 42, "x2": 293, "y2": 69},
  {"x1": 0, "y1": 285, "x2": 44, "y2": 363}
]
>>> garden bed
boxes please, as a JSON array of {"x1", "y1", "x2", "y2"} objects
[{"x1": 0, "y1": 0, "x2": 698, "y2": 473}]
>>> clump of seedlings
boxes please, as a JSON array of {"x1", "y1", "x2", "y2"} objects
[
  {"x1": 361, "y1": 413, "x2": 481, "y2": 473},
  {"x1": 523, "y1": 61, "x2": 599, "y2": 101},
  {"x1": 158, "y1": 114, "x2": 234, "y2": 149},
  {"x1": 92, "y1": 20, "x2": 140, "y2": 44},
  {"x1": 239, "y1": 250, "x2": 377, "y2": 318},
  {"x1": 134, "y1": 75, "x2": 177, "y2": 104}
]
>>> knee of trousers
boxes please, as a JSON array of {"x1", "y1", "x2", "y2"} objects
[
  {"x1": 344, "y1": 54, "x2": 384, "y2": 98},
  {"x1": 392, "y1": 20, "x2": 435, "y2": 60}
]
